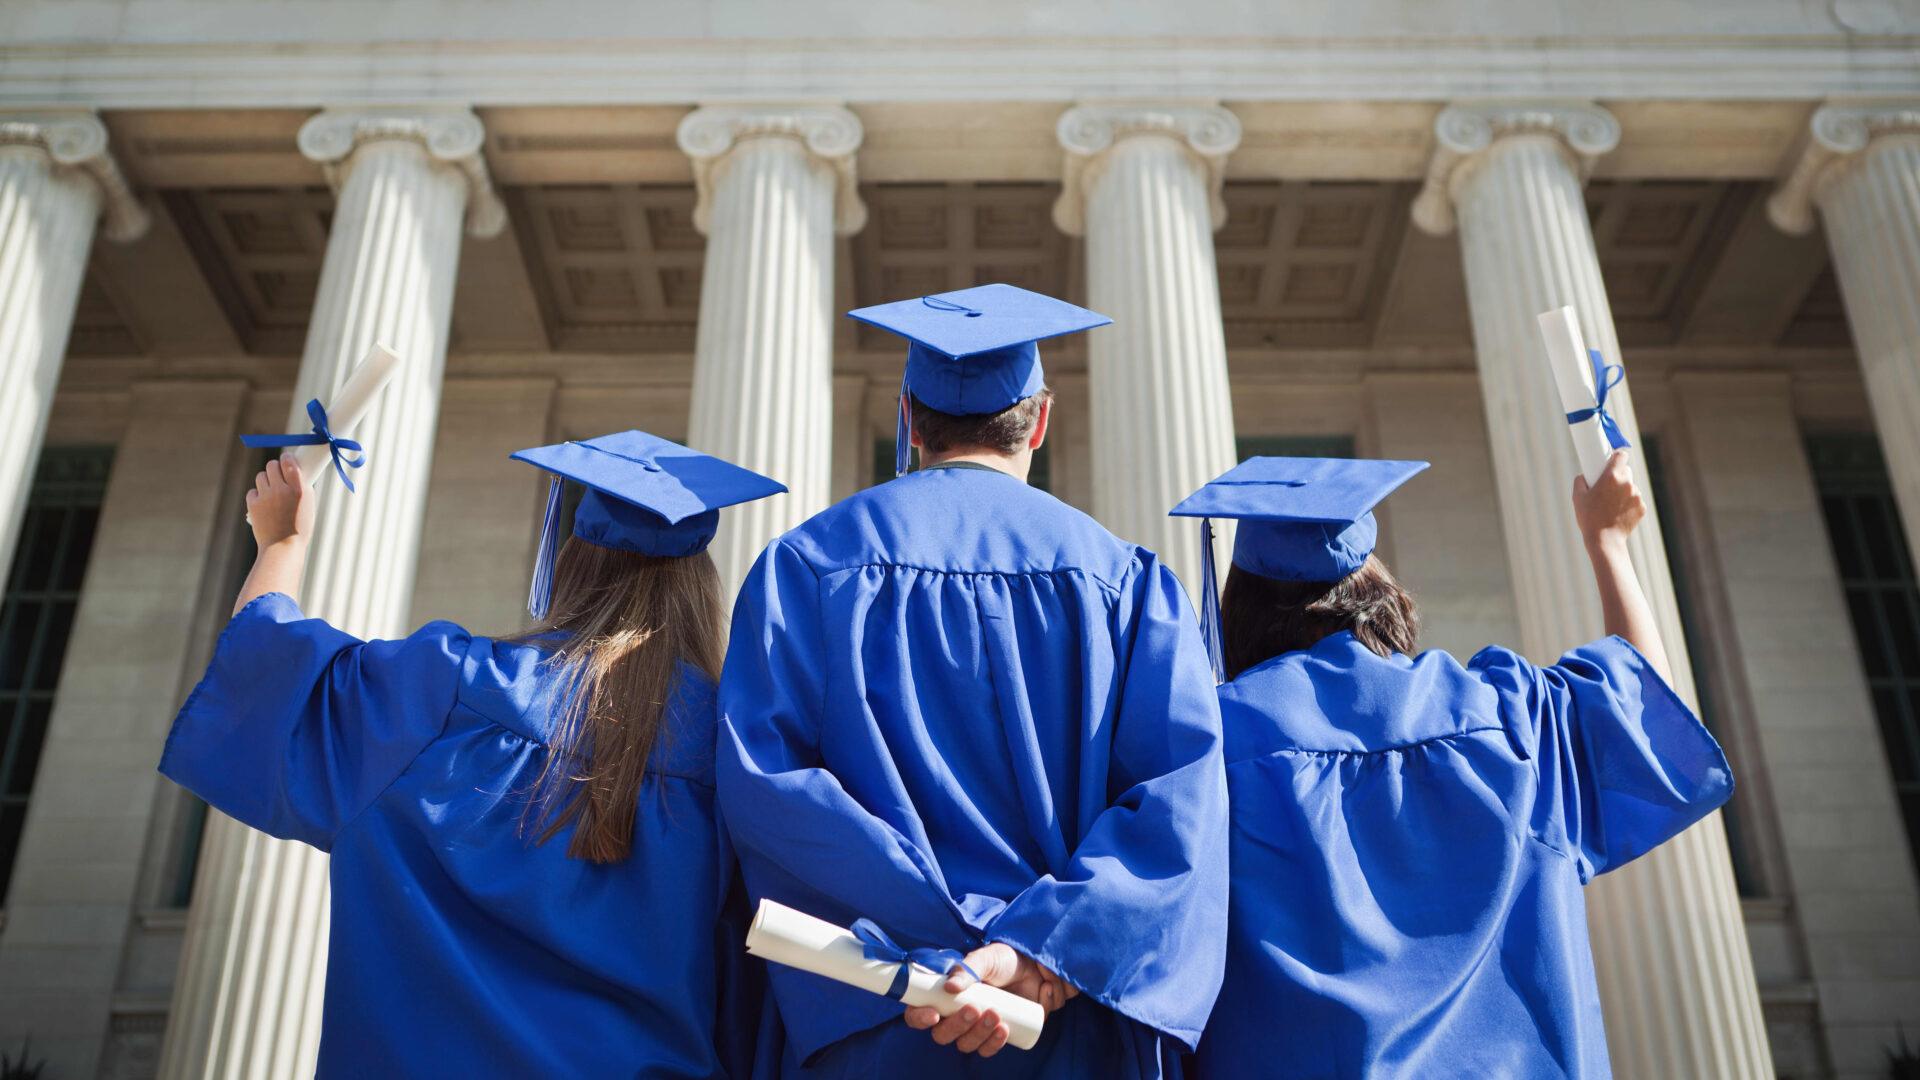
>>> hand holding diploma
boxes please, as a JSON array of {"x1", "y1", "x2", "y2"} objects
[
  {"x1": 232, "y1": 342, "x2": 399, "y2": 595},
  {"x1": 903, "y1": 940, "x2": 1077, "y2": 1057},
  {"x1": 241, "y1": 342, "x2": 402, "y2": 493},
  {"x1": 1537, "y1": 306, "x2": 1631, "y2": 486},
  {"x1": 745, "y1": 900, "x2": 1050, "y2": 1055}
]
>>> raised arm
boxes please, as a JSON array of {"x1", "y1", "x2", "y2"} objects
[
  {"x1": 1574, "y1": 449, "x2": 1670, "y2": 682},
  {"x1": 236, "y1": 453, "x2": 315, "y2": 613}
]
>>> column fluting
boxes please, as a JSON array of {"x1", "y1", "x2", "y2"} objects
[
  {"x1": 159, "y1": 107, "x2": 501, "y2": 1080},
  {"x1": 1414, "y1": 101, "x2": 1773, "y2": 1080},
  {"x1": 1055, "y1": 104, "x2": 1240, "y2": 589},
  {"x1": 1771, "y1": 104, "x2": 1920, "y2": 570},
  {"x1": 0, "y1": 112, "x2": 146, "y2": 593},
  {"x1": 678, "y1": 105, "x2": 863, "y2": 591}
]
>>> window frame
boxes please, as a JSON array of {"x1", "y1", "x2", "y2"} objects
[
  {"x1": 1807, "y1": 431, "x2": 1920, "y2": 883},
  {"x1": 0, "y1": 445, "x2": 116, "y2": 906}
]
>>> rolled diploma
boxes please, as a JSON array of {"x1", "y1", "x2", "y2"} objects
[
  {"x1": 1536, "y1": 306, "x2": 1619, "y2": 486},
  {"x1": 293, "y1": 343, "x2": 401, "y2": 486},
  {"x1": 746, "y1": 899, "x2": 1046, "y2": 1052}
]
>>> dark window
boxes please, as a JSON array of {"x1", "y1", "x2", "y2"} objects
[
  {"x1": 0, "y1": 447, "x2": 113, "y2": 903},
  {"x1": 872, "y1": 439, "x2": 1051, "y2": 493},
  {"x1": 874, "y1": 438, "x2": 917, "y2": 484},
  {"x1": 1808, "y1": 433, "x2": 1920, "y2": 878},
  {"x1": 166, "y1": 796, "x2": 209, "y2": 908},
  {"x1": 1236, "y1": 435, "x2": 1356, "y2": 462},
  {"x1": 163, "y1": 451, "x2": 291, "y2": 909},
  {"x1": 1641, "y1": 436, "x2": 1764, "y2": 897}
]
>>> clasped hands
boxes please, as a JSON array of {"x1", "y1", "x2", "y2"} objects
[{"x1": 902, "y1": 942, "x2": 1076, "y2": 1059}]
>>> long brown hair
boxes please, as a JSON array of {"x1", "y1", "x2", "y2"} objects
[
  {"x1": 510, "y1": 536, "x2": 725, "y2": 863},
  {"x1": 1220, "y1": 555, "x2": 1419, "y2": 680}
]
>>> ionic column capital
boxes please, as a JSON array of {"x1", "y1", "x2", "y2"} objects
[
  {"x1": 1052, "y1": 102, "x2": 1242, "y2": 236},
  {"x1": 1411, "y1": 101, "x2": 1620, "y2": 236},
  {"x1": 0, "y1": 110, "x2": 149, "y2": 243},
  {"x1": 1767, "y1": 101, "x2": 1920, "y2": 235},
  {"x1": 297, "y1": 106, "x2": 505, "y2": 238},
  {"x1": 676, "y1": 104, "x2": 866, "y2": 236}
]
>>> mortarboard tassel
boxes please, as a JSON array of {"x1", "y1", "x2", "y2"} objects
[
  {"x1": 527, "y1": 475, "x2": 563, "y2": 621},
  {"x1": 894, "y1": 375, "x2": 912, "y2": 478},
  {"x1": 1198, "y1": 518, "x2": 1226, "y2": 684}
]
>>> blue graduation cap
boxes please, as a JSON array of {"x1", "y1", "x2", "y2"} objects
[
  {"x1": 847, "y1": 283, "x2": 1111, "y2": 476},
  {"x1": 1170, "y1": 456, "x2": 1429, "y2": 680},
  {"x1": 510, "y1": 431, "x2": 786, "y2": 620}
]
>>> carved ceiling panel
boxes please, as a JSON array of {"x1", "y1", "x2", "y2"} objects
[
  {"x1": 1588, "y1": 180, "x2": 1746, "y2": 347},
  {"x1": 1215, "y1": 181, "x2": 1411, "y2": 349},
  {"x1": 66, "y1": 268, "x2": 143, "y2": 357},
  {"x1": 1779, "y1": 264, "x2": 1852, "y2": 348},
  {"x1": 507, "y1": 184, "x2": 703, "y2": 352},
  {"x1": 131, "y1": 171, "x2": 1846, "y2": 366},
  {"x1": 852, "y1": 182, "x2": 1072, "y2": 352},
  {"x1": 163, "y1": 187, "x2": 331, "y2": 356}
]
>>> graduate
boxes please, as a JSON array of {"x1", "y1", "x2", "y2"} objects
[
  {"x1": 716, "y1": 284, "x2": 1229, "y2": 1078},
  {"x1": 160, "y1": 430, "x2": 784, "y2": 1078},
  {"x1": 1170, "y1": 450, "x2": 1734, "y2": 1079}
]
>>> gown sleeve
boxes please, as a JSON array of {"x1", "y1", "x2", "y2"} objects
[
  {"x1": 159, "y1": 591, "x2": 469, "y2": 852},
  {"x1": 1470, "y1": 635, "x2": 1734, "y2": 881},
  {"x1": 715, "y1": 540, "x2": 978, "y2": 1058},
  {"x1": 980, "y1": 556, "x2": 1231, "y2": 1052}
]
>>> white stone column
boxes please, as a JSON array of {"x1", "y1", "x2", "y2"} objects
[
  {"x1": 1055, "y1": 104, "x2": 1240, "y2": 589},
  {"x1": 160, "y1": 107, "x2": 502, "y2": 1080},
  {"x1": 1413, "y1": 102, "x2": 1772, "y2": 1080},
  {"x1": 1770, "y1": 103, "x2": 1920, "y2": 569},
  {"x1": 0, "y1": 111, "x2": 147, "y2": 594},
  {"x1": 0, "y1": 382, "x2": 242, "y2": 1080},
  {"x1": 677, "y1": 105, "x2": 863, "y2": 590}
]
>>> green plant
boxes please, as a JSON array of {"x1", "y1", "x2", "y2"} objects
[{"x1": 0, "y1": 1037, "x2": 45, "y2": 1080}]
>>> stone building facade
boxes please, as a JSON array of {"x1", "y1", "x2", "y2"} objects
[{"x1": 0, "y1": 2, "x2": 1918, "y2": 1077}]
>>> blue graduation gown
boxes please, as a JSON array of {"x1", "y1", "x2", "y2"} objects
[
  {"x1": 1195, "y1": 632, "x2": 1733, "y2": 1079},
  {"x1": 715, "y1": 466, "x2": 1229, "y2": 1079},
  {"x1": 159, "y1": 592, "x2": 760, "y2": 1079}
]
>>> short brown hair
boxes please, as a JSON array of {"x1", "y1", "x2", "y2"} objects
[
  {"x1": 1220, "y1": 554, "x2": 1419, "y2": 679},
  {"x1": 908, "y1": 388, "x2": 1051, "y2": 456}
]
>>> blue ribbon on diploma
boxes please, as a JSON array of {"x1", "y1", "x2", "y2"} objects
[
  {"x1": 1564, "y1": 348, "x2": 1631, "y2": 452},
  {"x1": 241, "y1": 399, "x2": 367, "y2": 492},
  {"x1": 849, "y1": 919, "x2": 980, "y2": 1001}
]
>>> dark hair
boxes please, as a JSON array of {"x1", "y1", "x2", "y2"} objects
[
  {"x1": 508, "y1": 536, "x2": 725, "y2": 863},
  {"x1": 1220, "y1": 554, "x2": 1419, "y2": 679},
  {"x1": 908, "y1": 388, "x2": 1051, "y2": 456}
]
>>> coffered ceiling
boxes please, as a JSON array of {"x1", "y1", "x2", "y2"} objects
[
  {"x1": 852, "y1": 182, "x2": 1074, "y2": 353},
  {"x1": 505, "y1": 184, "x2": 704, "y2": 353},
  {"x1": 162, "y1": 187, "x2": 332, "y2": 356},
  {"x1": 79, "y1": 173, "x2": 1847, "y2": 366},
  {"x1": 67, "y1": 270, "x2": 142, "y2": 358},
  {"x1": 1588, "y1": 180, "x2": 1748, "y2": 346},
  {"x1": 1216, "y1": 181, "x2": 1411, "y2": 350}
]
